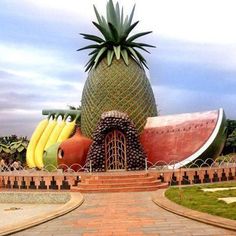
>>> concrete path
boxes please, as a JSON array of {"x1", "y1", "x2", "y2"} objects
[
  {"x1": 0, "y1": 192, "x2": 83, "y2": 235},
  {"x1": 0, "y1": 203, "x2": 62, "y2": 229},
  {"x1": 13, "y1": 192, "x2": 236, "y2": 236}
]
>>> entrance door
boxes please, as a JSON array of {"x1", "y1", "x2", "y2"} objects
[{"x1": 105, "y1": 130, "x2": 127, "y2": 171}]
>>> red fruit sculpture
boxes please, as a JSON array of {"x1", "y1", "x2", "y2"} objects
[
  {"x1": 140, "y1": 109, "x2": 226, "y2": 168},
  {"x1": 57, "y1": 128, "x2": 92, "y2": 171}
]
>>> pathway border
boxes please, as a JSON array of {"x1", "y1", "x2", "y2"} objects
[
  {"x1": 153, "y1": 188, "x2": 236, "y2": 231},
  {"x1": 0, "y1": 192, "x2": 84, "y2": 236}
]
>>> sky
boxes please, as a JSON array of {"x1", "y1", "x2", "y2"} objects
[{"x1": 0, "y1": 0, "x2": 236, "y2": 137}]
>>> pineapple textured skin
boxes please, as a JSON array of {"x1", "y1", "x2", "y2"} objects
[{"x1": 81, "y1": 58, "x2": 157, "y2": 138}]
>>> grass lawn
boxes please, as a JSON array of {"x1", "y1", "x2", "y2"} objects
[{"x1": 165, "y1": 181, "x2": 236, "y2": 220}]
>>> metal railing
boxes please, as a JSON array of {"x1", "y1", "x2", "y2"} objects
[
  {"x1": 0, "y1": 156, "x2": 235, "y2": 190},
  {"x1": 0, "y1": 156, "x2": 235, "y2": 174}
]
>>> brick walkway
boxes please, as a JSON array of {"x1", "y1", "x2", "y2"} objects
[{"x1": 13, "y1": 192, "x2": 236, "y2": 236}]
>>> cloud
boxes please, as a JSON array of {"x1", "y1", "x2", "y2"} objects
[
  {"x1": 147, "y1": 39, "x2": 236, "y2": 95},
  {"x1": 0, "y1": 43, "x2": 85, "y2": 74},
  {"x1": 25, "y1": 0, "x2": 236, "y2": 44},
  {"x1": 0, "y1": 67, "x2": 84, "y2": 137},
  {"x1": 134, "y1": 0, "x2": 236, "y2": 45},
  {"x1": 154, "y1": 84, "x2": 236, "y2": 120},
  {"x1": 152, "y1": 39, "x2": 236, "y2": 72},
  {"x1": 0, "y1": 44, "x2": 56, "y2": 66},
  {"x1": 0, "y1": 38, "x2": 85, "y2": 137},
  {"x1": 0, "y1": 109, "x2": 41, "y2": 137},
  {"x1": 3, "y1": 0, "x2": 236, "y2": 45},
  {"x1": 0, "y1": 69, "x2": 83, "y2": 109}
]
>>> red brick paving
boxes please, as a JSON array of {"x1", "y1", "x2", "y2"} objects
[{"x1": 13, "y1": 192, "x2": 236, "y2": 236}]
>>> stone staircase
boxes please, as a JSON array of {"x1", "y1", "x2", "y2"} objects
[{"x1": 74, "y1": 172, "x2": 168, "y2": 193}]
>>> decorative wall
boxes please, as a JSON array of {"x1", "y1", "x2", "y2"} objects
[{"x1": 86, "y1": 110, "x2": 146, "y2": 171}]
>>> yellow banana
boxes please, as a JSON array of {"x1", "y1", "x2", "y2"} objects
[
  {"x1": 26, "y1": 119, "x2": 48, "y2": 168},
  {"x1": 44, "y1": 120, "x2": 66, "y2": 150},
  {"x1": 34, "y1": 119, "x2": 57, "y2": 169},
  {"x1": 57, "y1": 120, "x2": 76, "y2": 142}
]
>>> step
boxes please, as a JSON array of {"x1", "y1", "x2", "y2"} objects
[
  {"x1": 74, "y1": 183, "x2": 168, "y2": 193},
  {"x1": 79, "y1": 180, "x2": 160, "y2": 189},
  {"x1": 74, "y1": 171, "x2": 167, "y2": 193},
  {"x1": 82, "y1": 172, "x2": 150, "y2": 180},
  {"x1": 82, "y1": 176, "x2": 157, "y2": 184}
]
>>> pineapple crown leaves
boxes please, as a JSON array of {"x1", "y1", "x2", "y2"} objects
[{"x1": 78, "y1": 0, "x2": 155, "y2": 72}]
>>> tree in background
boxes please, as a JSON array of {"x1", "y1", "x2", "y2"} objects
[
  {"x1": 0, "y1": 136, "x2": 28, "y2": 165},
  {"x1": 227, "y1": 119, "x2": 236, "y2": 135},
  {"x1": 222, "y1": 119, "x2": 236, "y2": 154},
  {"x1": 225, "y1": 130, "x2": 236, "y2": 153}
]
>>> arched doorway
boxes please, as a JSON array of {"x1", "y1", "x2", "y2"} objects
[
  {"x1": 105, "y1": 130, "x2": 127, "y2": 171},
  {"x1": 86, "y1": 110, "x2": 146, "y2": 172}
]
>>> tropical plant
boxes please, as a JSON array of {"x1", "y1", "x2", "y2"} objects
[
  {"x1": 0, "y1": 135, "x2": 18, "y2": 145},
  {"x1": 79, "y1": 0, "x2": 157, "y2": 138},
  {"x1": 0, "y1": 136, "x2": 28, "y2": 164}
]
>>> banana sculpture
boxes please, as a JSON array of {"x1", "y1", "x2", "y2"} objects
[
  {"x1": 27, "y1": 113, "x2": 77, "y2": 169},
  {"x1": 44, "y1": 119, "x2": 66, "y2": 150},
  {"x1": 41, "y1": 119, "x2": 76, "y2": 170},
  {"x1": 57, "y1": 119, "x2": 76, "y2": 143},
  {"x1": 26, "y1": 119, "x2": 48, "y2": 168},
  {"x1": 34, "y1": 118, "x2": 57, "y2": 168}
]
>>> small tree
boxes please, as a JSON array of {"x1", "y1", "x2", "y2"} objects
[
  {"x1": 225, "y1": 130, "x2": 236, "y2": 153},
  {"x1": 227, "y1": 119, "x2": 236, "y2": 135}
]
